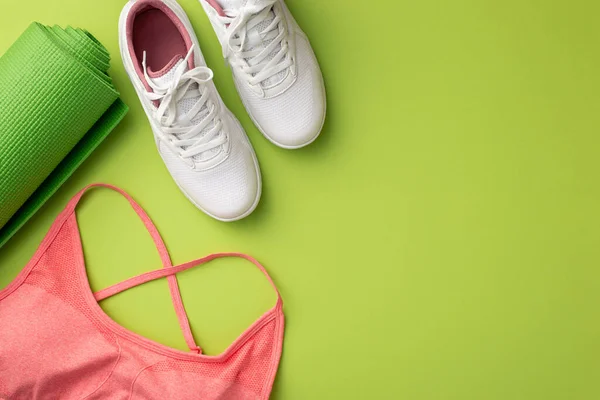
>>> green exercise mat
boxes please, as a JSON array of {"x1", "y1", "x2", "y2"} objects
[{"x1": 0, "y1": 22, "x2": 127, "y2": 247}]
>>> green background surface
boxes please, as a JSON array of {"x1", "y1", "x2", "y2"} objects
[{"x1": 1, "y1": 0, "x2": 599, "y2": 398}]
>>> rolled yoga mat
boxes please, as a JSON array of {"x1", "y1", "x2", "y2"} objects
[{"x1": 0, "y1": 23, "x2": 128, "y2": 247}]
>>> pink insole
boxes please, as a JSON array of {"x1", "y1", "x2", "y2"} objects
[{"x1": 132, "y1": 8, "x2": 187, "y2": 75}]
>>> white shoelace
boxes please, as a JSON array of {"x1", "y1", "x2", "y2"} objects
[
  {"x1": 142, "y1": 46, "x2": 227, "y2": 161},
  {"x1": 218, "y1": 0, "x2": 293, "y2": 87}
]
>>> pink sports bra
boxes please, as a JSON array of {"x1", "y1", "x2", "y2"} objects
[{"x1": 0, "y1": 184, "x2": 284, "y2": 399}]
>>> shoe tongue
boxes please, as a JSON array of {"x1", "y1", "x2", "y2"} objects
[
  {"x1": 216, "y1": 0, "x2": 247, "y2": 10},
  {"x1": 146, "y1": 55, "x2": 223, "y2": 163},
  {"x1": 219, "y1": 1, "x2": 288, "y2": 88}
]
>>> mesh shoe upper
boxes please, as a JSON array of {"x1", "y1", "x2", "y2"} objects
[
  {"x1": 120, "y1": 0, "x2": 262, "y2": 221},
  {"x1": 202, "y1": 0, "x2": 327, "y2": 148}
]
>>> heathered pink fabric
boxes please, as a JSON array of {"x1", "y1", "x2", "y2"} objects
[{"x1": 0, "y1": 184, "x2": 285, "y2": 400}]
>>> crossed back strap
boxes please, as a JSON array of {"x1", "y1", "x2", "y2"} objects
[{"x1": 65, "y1": 184, "x2": 281, "y2": 354}]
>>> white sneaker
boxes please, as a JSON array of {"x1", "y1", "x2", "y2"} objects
[
  {"x1": 119, "y1": 0, "x2": 261, "y2": 221},
  {"x1": 200, "y1": 0, "x2": 327, "y2": 149}
]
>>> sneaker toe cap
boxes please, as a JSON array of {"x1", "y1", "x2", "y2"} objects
[{"x1": 161, "y1": 129, "x2": 261, "y2": 221}]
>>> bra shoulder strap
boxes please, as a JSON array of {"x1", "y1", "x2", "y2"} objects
[
  {"x1": 64, "y1": 183, "x2": 171, "y2": 265},
  {"x1": 65, "y1": 183, "x2": 201, "y2": 353}
]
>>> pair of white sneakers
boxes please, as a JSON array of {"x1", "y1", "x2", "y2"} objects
[{"x1": 119, "y1": 0, "x2": 326, "y2": 221}]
